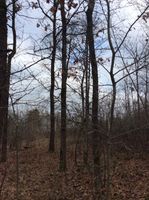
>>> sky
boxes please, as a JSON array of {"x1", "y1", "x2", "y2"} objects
[{"x1": 9, "y1": 0, "x2": 149, "y2": 112}]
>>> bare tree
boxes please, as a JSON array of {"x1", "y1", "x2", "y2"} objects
[
  {"x1": 86, "y1": 1, "x2": 101, "y2": 198},
  {"x1": 59, "y1": 0, "x2": 68, "y2": 171},
  {"x1": 0, "y1": 0, "x2": 8, "y2": 162},
  {"x1": 1, "y1": 0, "x2": 17, "y2": 162},
  {"x1": 49, "y1": 0, "x2": 58, "y2": 153}
]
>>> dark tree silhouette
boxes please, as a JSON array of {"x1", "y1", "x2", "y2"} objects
[
  {"x1": 0, "y1": 0, "x2": 8, "y2": 162},
  {"x1": 86, "y1": 0, "x2": 101, "y2": 198},
  {"x1": 59, "y1": 0, "x2": 68, "y2": 171},
  {"x1": 0, "y1": 0, "x2": 16, "y2": 162},
  {"x1": 49, "y1": 0, "x2": 58, "y2": 153}
]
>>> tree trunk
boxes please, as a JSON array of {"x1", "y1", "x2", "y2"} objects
[
  {"x1": 0, "y1": 0, "x2": 8, "y2": 162},
  {"x1": 1, "y1": 0, "x2": 16, "y2": 162},
  {"x1": 144, "y1": 57, "x2": 148, "y2": 118},
  {"x1": 59, "y1": 0, "x2": 67, "y2": 171},
  {"x1": 83, "y1": 40, "x2": 90, "y2": 166},
  {"x1": 49, "y1": 0, "x2": 57, "y2": 153},
  {"x1": 86, "y1": 1, "x2": 101, "y2": 198}
]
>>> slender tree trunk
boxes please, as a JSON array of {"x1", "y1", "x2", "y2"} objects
[
  {"x1": 136, "y1": 67, "x2": 140, "y2": 122},
  {"x1": 49, "y1": 0, "x2": 57, "y2": 152},
  {"x1": 81, "y1": 70, "x2": 85, "y2": 121},
  {"x1": 124, "y1": 76, "x2": 131, "y2": 116},
  {"x1": 0, "y1": 0, "x2": 8, "y2": 162},
  {"x1": 1, "y1": 0, "x2": 16, "y2": 162},
  {"x1": 59, "y1": 0, "x2": 67, "y2": 171},
  {"x1": 144, "y1": 58, "x2": 148, "y2": 118},
  {"x1": 105, "y1": 0, "x2": 116, "y2": 198},
  {"x1": 83, "y1": 40, "x2": 90, "y2": 166},
  {"x1": 86, "y1": 1, "x2": 101, "y2": 198}
]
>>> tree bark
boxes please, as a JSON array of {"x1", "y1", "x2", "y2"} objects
[
  {"x1": 0, "y1": 0, "x2": 8, "y2": 162},
  {"x1": 86, "y1": 0, "x2": 101, "y2": 197},
  {"x1": 83, "y1": 40, "x2": 90, "y2": 166},
  {"x1": 59, "y1": 0, "x2": 67, "y2": 171},
  {"x1": 1, "y1": 0, "x2": 16, "y2": 162},
  {"x1": 49, "y1": 0, "x2": 57, "y2": 152}
]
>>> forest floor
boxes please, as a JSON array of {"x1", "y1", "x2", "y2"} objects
[{"x1": 0, "y1": 138, "x2": 149, "y2": 200}]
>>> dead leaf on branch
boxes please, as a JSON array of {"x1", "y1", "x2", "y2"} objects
[
  {"x1": 71, "y1": 3, "x2": 78, "y2": 8},
  {"x1": 36, "y1": 23, "x2": 40, "y2": 28},
  {"x1": 31, "y1": 2, "x2": 39, "y2": 9},
  {"x1": 58, "y1": 0, "x2": 64, "y2": 4},
  {"x1": 142, "y1": 12, "x2": 149, "y2": 23},
  {"x1": 67, "y1": 1, "x2": 78, "y2": 9},
  {"x1": 44, "y1": 26, "x2": 48, "y2": 31},
  {"x1": 50, "y1": 6, "x2": 57, "y2": 14}
]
